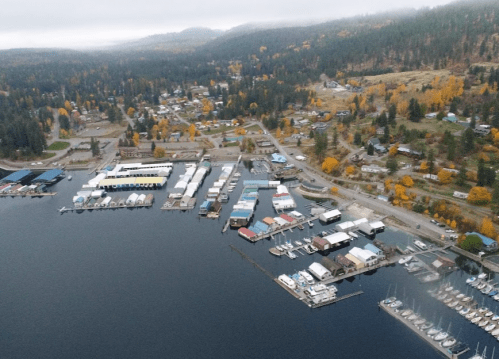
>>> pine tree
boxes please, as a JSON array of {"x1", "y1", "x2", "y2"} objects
[
  {"x1": 456, "y1": 161, "x2": 467, "y2": 186},
  {"x1": 151, "y1": 141, "x2": 156, "y2": 152}
]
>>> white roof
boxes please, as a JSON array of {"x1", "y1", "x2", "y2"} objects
[
  {"x1": 137, "y1": 194, "x2": 146, "y2": 202},
  {"x1": 349, "y1": 247, "x2": 376, "y2": 263},
  {"x1": 273, "y1": 217, "x2": 288, "y2": 226},
  {"x1": 308, "y1": 262, "x2": 331, "y2": 279},
  {"x1": 126, "y1": 193, "x2": 139, "y2": 203},
  {"x1": 353, "y1": 218, "x2": 368, "y2": 226},
  {"x1": 278, "y1": 275, "x2": 296, "y2": 289},
  {"x1": 289, "y1": 210, "x2": 304, "y2": 218},
  {"x1": 321, "y1": 209, "x2": 341, "y2": 220},
  {"x1": 276, "y1": 185, "x2": 289, "y2": 194},
  {"x1": 336, "y1": 221, "x2": 355, "y2": 230},
  {"x1": 102, "y1": 196, "x2": 112, "y2": 205},
  {"x1": 324, "y1": 232, "x2": 351, "y2": 245},
  {"x1": 369, "y1": 221, "x2": 385, "y2": 229},
  {"x1": 174, "y1": 180, "x2": 188, "y2": 189}
]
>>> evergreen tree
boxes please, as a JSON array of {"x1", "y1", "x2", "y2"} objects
[
  {"x1": 456, "y1": 161, "x2": 467, "y2": 186},
  {"x1": 90, "y1": 137, "x2": 100, "y2": 157},
  {"x1": 386, "y1": 158, "x2": 398, "y2": 174},
  {"x1": 332, "y1": 127, "x2": 338, "y2": 149},
  {"x1": 428, "y1": 149, "x2": 435, "y2": 174},
  {"x1": 461, "y1": 128, "x2": 475, "y2": 153},
  {"x1": 151, "y1": 141, "x2": 156, "y2": 152},
  {"x1": 381, "y1": 126, "x2": 390, "y2": 144},
  {"x1": 367, "y1": 143, "x2": 374, "y2": 156},
  {"x1": 314, "y1": 132, "x2": 328, "y2": 162},
  {"x1": 354, "y1": 132, "x2": 362, "y2": 146},
  {"x1": 388, "y1": 104, "x2": 397, "y2": 127}
]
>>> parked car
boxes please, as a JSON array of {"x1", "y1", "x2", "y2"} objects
[
  {"x1": 430, "y1": 219, "x2": 438, "y2": 225},
  {"x1": 445, "y1": 229, "x2": 455, "y2": 233}
]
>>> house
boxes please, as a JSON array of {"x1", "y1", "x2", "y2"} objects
[
  {"x1": 423, "y1": 174, "x2": 439, "y2": 181},
  {"x1": 465, "y1": 232, "x2": 498, "y2": 252},
  {"x1": 321, "y1": 257, "x2": 345, "y2": 277},
  {"x1": 443, "y1": 115, "x2": 458, "y2": 123},
  {"x1": 336, "y1": 254, "x2": 355, "y2": 272},
  {"x1": 376, "y1": 127, "x2": 385, "y2": 135},
  {"x1": 367, "y1": 138, "x2": 380, "y2": 147},
  {"x1": 374, "y1": 144, "x2": 388, "y2": 153},
  {"x1": 453, "y1": 191, "x2": 468, "y2": 199},
  {"x1": 308, "y1": 262, "x2": 332, "y2": 280},
  {"x1": 364, "y1": 243, "x2": 386, "y2": 260},
  {"x1": 336, "y1": 110, "x2": 351, "y2": 117},
  {"x1": 349, "y1": 247, "x2": 378, "y2": 267},
  {"x1": 431, "y1": 256, "x2": 455, "y2": 274},
  {"x1": 425, "y1": 112, "x2": 437, "y2": 119},
  {"x1": 474, "y1": 127, "x2": 491, "y2": 136}
]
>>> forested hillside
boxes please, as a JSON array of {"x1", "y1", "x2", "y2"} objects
[{"x1": 0, "y1": 0, "x2": 498, "y2": 157}]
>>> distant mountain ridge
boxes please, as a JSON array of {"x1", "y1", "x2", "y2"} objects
[{"x1": 109, "y1": 27, "x2": 225, "y2": 52}]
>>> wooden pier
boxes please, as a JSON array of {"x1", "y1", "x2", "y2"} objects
[
  {"x1": 59, "y1": 203, "x2": 153, "y2": 213},
  {"x1": 243, "y1": 215, "x2": 320, "y2": 243},
  {"x1": 0, "y1": 192, "x2": 57, "y2": 197},
  {"x1": 379, "y1": 301, "x2": 469, "y2": 358}
]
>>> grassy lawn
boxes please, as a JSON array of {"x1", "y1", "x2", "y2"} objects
[
  {"x1": 41, "y1": 152, "x2": 56, "y2": 159},
  {"x1": 398, "y1": 118, "x2": 463, "y2": 134},
  {"x1": 202, "y1": 125, "x2": 233, "y2": 135},
  {"x1": 47, "y1": 141, "x2": 70, "y2": 151},
  {"x1": 244, "y1": 125, "x2": 262, "y2": 133}
]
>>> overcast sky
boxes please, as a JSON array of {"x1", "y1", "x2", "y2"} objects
[{"x1": 0, "y1": 0, "x2": 459, "y2": 50}]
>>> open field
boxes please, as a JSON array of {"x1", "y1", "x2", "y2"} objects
[
  {"x1": 363, "y1": 69, "x2": 453, "y2": 88},
  {"x1": 47, "y1": 141, "x2": 70, "y2": 151}
]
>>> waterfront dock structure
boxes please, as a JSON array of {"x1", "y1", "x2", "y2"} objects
[
  {"x1": 0, "y1": 191, "x2": 57, "y2": 197},
  {"x1": 31, "y1": 168, "x2": 65, "y2": 184},
  {"x1": 237, "y1": 214, "x2": 320, "y2": 242},
  {"x1": 379, "y1": 301, "x2": 469, "y2": 359},
  {"x1": 59, "y1": 201, "x2": 153, "y2": 213},
  {"x1": 0, "y1": 169, "x2": 33, "y2": 183}
]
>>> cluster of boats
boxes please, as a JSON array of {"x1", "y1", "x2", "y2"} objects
[
  {"x1": 430, "y1": 284, "x2": 499, "y2": 341},
  {"x1": 274, "y1": 238, "x2": 318, "y2": 259},
  {"x1": 227, "y1": 173, "x2": 240, "y2": 193},
  {"x1": 278, "y1": 272, "x2": 338, "y2": 304},
  {"x1": 398, "y1": 256, "x2": 441, "y2": 283},
  {"x1": 467, "y1": 274, "x2": 499, "y2": 301},
  {"x1": 382, "y1": 297, "x2": 465, "y2": 351}
]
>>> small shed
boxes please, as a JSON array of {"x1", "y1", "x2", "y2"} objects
[
  {"x1": 319, "y1": 209, "x2": 342, "y2": 224},
  {"x1": 312, "y1": 237, "x2": 330, "y2": 251}
]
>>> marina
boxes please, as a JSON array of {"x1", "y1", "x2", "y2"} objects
[{"x1": 379, "y1": 300, "x2": 469, "y2": 358}]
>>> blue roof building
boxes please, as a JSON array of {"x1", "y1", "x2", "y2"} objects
[
  {"x1": 32, "y1": 169, "x2": 64, "y2": 183},
  {"x1": 466, "y1": 232, "x2": 498, "y2": 251},
  {"x1": 271, "y1": 153, "x2": 287, "y2": 163},
  {"x1": 364, "y1": 243, "x2": 384, "y2": 258},
  {"x1": 1, "y1": 169, "x2": 32, "y2": 183}
]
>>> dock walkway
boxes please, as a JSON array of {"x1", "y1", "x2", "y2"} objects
[
  {"x1": 379, "y1": 301, "x2": 469, "y2": 359},
  {"x1": 245, "y1": 215, "x2": 320, "y2": 243},
  {"x1": 0, "y1": 192, "x2": 57, "y2": 197}
]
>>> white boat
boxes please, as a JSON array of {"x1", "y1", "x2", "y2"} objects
[
  {"x1": 485, "y1": 311, "x2": 494, "y2": 317},
  {"x1": 479, "y1": 273, "x2": 488, "y2": 279},
  {"x1": 67, "y1": 175, "x2": 72, "y2": 181},
  {"x1": 467, "y1": 276, "x2": 477, "y2": 284},
  {"x1": 494, "y1": 294, "x2": 499, "y2": 301},
  {"x1": 477, "y1": 283, "x2": 487, "y2": 290},
  {"x1": 445, "y1": 286, "x2": 454, "y2": 292},
  {"x1": 482, "y1": 285, "x2": 493, "y2": 294},
  {"x1": 492, "y1": 314, "x2": 499, "y2": 321},
  {"x1": 390, "y1": 300, "x2": 403, "y2": 308},
  {"x1": 399, "y1": 256, "x2": 413, "y2": 265},
  {"x1": 456, "y1": 293, "x2": 465, "y2": 299},
  {"x1": 427, "y1": 327, "x2": 441, "y2": 336},
  {"x1": 310, "y1": 245, "x2": 318, "y2": 252},
  {"x1": 471, "y1": 317, "x2": 482, "y2": 324},
  {"x1": 414, "y1": 240, "x2": 428, "y2": 251},
  {"x1": 466, "y1": 312, "x2": 476, "y2": 320},
  {"x1": 455, "y1": 305, "x2": 463, "y2": 311},
  {"x1": 303, "y1": 237, "x2": 311, "y2": 243},
  {"x1": 479, "y1": 320, "x2": 489, "y2": 327},
  {"x1": 348, "y1": 231, "x2": 358, "y2": 239},
  {"x1": 437, "y1": 294, "x2": 448, "y2": 300},
  {"x1": 383, "y1": 297, "x2": 397, "y2": 304},
  {"x1": 434, "y1": 331, "x2": 449, "y2": 341},
  {"x1": 294, "y1": 241, "x2": 303, "y2": 246},
  {"x1": 441, "y1": 338, "x2": 457, "y2": 348},
  {"x1": 459, "y1": 307, "x2": 470, "y2": 315},
  {"x1": 492, "y1": 328, "x2": 499, "y2": 336},
  {"x1": 414, "y1": 319, "x2": 426, "y2": 326},
  {"x1": 276, "y1": 245, "x2": 283, "y2": 251},
  {"x1": 299, "y1": 271, "x2": 315, "y2": 285},
  {"x1": 478, "y1": 307, "x2": 488, "y2": 314},
  {"x1": 443, "y1": 298, "x2": 453, "y2": 304},
  {"x1": 401, "y1": 309, "x2": 413, "y2": 317},
  {"x1": 485, "y1": 323, "x2": 496, "y2": 332},
  {"x1": 451, "y1": 289, "x2": 460, "y2": 296},
  {"x1": 462, "y1": 296, "x2": 472, "y2": 302},
  {"x1": 308, "y1": 221, "x2": 314, "y2": 227},
  {"x1": 421, "y1": 322, "x2": 433, "y2": 331},
  {"x1": 408, "y1": 313, "x2": 419, "y2": 321},
  {"x1": 448, "y1": 301, "x2": 459, "y2": 308}
]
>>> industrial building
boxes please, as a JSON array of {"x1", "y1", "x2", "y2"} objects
[{"x1": 319, "y1": 209, "x2": 341, "y2": 224}]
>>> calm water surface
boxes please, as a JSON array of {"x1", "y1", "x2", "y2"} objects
[{"x1": 0, "y1": 164, "x2": 494, "y2": 358}]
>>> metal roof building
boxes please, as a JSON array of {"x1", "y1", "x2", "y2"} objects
[
  {"x1": 1, "y1": 169, "x2": 32, "y2": 183},
  {"x1": 31, "y1": 169, "x2": 64, "y2": 183}
]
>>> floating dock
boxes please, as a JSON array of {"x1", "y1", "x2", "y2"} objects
[
  {"x1": 239, "y1": 215, "x2": 320, "y2": 242},
  {"x1": 379, "y1": 301, "x2": 469, "y2": 358},
  {"x1": 0, "y1": 192, "x2": 56, "y2": 197},
  {"x1": 161, "y1": 197, "x2": 196, "y2": 211},
  {"x1": 59, "y1": 203, "x2": 153, "y2": 213}
]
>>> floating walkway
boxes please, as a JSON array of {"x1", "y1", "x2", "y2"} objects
[
  {"x1": 379, "y1": 301, "x2": 469, "y2": 358},
  {"x1": 59, "y1": 203, "x2": 152, "y2": 213},
  {"x1": 0, "y1": 192, "x2": 56, "y2": 197}
]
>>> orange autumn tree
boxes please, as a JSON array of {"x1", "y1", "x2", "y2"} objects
[
  {"x1": 400, "y1": 175, "x2": 414, "y2": 187},
  {"x1": 468, "y1": 187, "x2": 492, "y2": 205},
  {"x1": 322, "y1": 157, "x2": 339, "y2": 174},
  {"x1": 345, "y1": 166, "x2": 355, "y2": 175},
  {"x1": 437, "y1": 169, "x2": 453, "y2": 184},
  {"x1": 480, "y1": 217, "x2": 497, "y2": 239}
]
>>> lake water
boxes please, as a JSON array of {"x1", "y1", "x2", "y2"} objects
[{"x1": 0, "y1": 162, "x2": 495, "y2": 358}]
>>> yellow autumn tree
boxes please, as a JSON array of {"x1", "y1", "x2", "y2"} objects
[
  {"x1": 188, "y1": 124, "x2": 196, "y2": 141},
  {"x1": 467, "y1": 187, "x2": 492, "y2": 205},
  {"x1": 385, "y1": 179, "x2": 393, "y2": 191},
  {"x1": 58, "y1": 108, "x2": 68, "y2": 117},
  {"x1": 153, "y1": 147, "x2": 166, "y2": 158},
  {"x1": 480, "y1": 217, "x2": 497, "y2": 239},
  {"x1": 389, "y1": 143, "x2": 399, "y2": 156},
  {"x1": 400, "y1": 175, "x2": 414, "y2": 187},
  {"x1": 322, "y1": 157, "x2": 339, "y2": 174},
  {"x1": 331, "y1": 187, "x2": 339, "y2": 194},
  {"x1": 420, "y1": 161, "x2": 428, "y2": 173},
  {"x1": 450, "y1": 220, "x2": 457, "y2": 229},
  {"x1": 127, "y1": 107, "x2": 135, "y2": 117},
  {"x1": 202, "y1": 99, "x2": 214, "y2": 114},
  {"x1": 437, "y1": 169, "x2": 453, "y2": 184},
  {"x1": 394, "y1": 184, "x2": 409, "y2": 201},
  {"x1": 64, "y1": 100, "x2": 72, "y2": 112},
  {"x1": 132, "y1": 132, "x2": 140, "y2": 147},
  {"x1": 345, "y1": 166, "x2": 355, "y2": 175}
]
